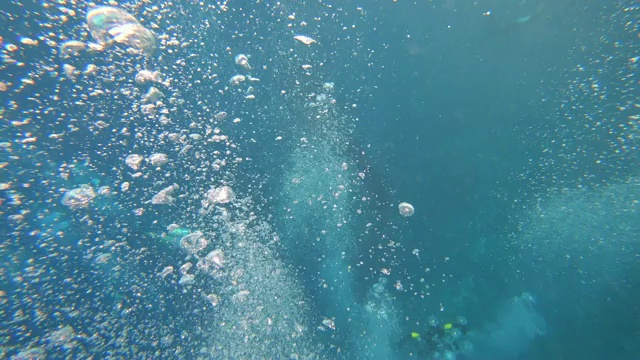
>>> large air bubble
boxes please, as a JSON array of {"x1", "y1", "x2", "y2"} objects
[{"x1": 86, "y1": 6, "x2": 157, "y2": 56}]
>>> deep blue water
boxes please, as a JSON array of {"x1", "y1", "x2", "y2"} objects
[{"x1": 0, "y1": 0, "x2": 638, "y2": 359}]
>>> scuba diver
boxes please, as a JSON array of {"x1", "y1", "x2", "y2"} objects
[{"x1": 396, "y1": 315, "x2": 471, "y2": 359}]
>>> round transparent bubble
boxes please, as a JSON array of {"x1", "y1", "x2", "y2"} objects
[
  {"x1": 151, "y1": 184, "x2": 178, "y2": 205},
  {"x1": 61, "y1": 185, "x2": 96, "y2": 209},
  {"x1": 204, "y1": 249, "x2": 224, "y2": 268},
  {"x1": 148, "y1": 153, "x2": 168, "y2": 167},
  {"x1": 125, "y1": 154, "x2": 143, "y2": 170},
  {"x1": 86, "y1": 6, "x2": 156, "y2": 56},
  {"x1": 59, "y1": 40, "x2": 86, "y2": 58},
  {"x1": 135, "y1": 69, "x2": 162, "y2": 84},
  {"x1": 207, "y1": 186, "x2": 235, "y2": 204},
  {"x1": 456, "y1": 315, "x2": 468, "y2": 326},
  {"x1": 86, "y1": 6, "x2": 139, "y2": 43},
  {"x1": 398, "y1": 202, "x2": 415, "y2": 217},
  {"x1": 178, "y1": 273, "x2": 195, "y2": 286},
  {"x1": 234, "y1": 54, "x2": 251, "y2": 70},
  {"x1": 109, "y1": 23, "x2": 157, "y2": 56},
  {"x1": 179, "y1": 231, "x2": 207, "y2": 255}
]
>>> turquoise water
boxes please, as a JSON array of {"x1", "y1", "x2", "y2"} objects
[{"x1": 0, "y1": 0, "x2": 638, "y2": 359}]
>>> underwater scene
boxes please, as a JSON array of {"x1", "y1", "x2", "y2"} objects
[{"x1": 0, "y1": 0, "x2": 638, "y2": 359}]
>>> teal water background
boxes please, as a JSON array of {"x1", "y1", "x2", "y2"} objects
[{"x1": 0, "y1": 0, "x2": 638, "y2": 359}]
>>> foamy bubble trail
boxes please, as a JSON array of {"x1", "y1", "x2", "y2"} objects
[
  {"x1": 278, "y1": 82, "x2": 401, "y2": 358},
  {"x1": 355, "y1": 278, "x2": 401, "y2": 359},
  {"x1": 202, "y1": 196, "x2": 322, "y2": 359}
]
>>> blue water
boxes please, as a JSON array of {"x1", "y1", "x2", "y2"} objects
[{"x1": 0, "y1": 0, "x2": 638, "y2": 359}]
